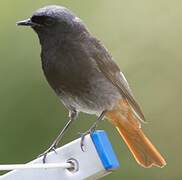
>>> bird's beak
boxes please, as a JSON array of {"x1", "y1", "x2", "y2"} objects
[{"x1": 16, "y1": 18, "x2": 34, "y2": 26}]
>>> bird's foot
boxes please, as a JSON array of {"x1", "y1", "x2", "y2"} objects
[
  {"x1": 38, "y1": 144, "x2": 57, "y2": 163},
  {"x1": 79, "y1": 125, "x2": 96, "y2": 152}
]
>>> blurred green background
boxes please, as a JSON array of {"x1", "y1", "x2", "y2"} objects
[{"x1": 0, "y1": 0, "x2": 181, "y2": 179}]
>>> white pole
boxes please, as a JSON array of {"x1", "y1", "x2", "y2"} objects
[{"x1": 0, "y1": 163, "x2": 73, "y2": 171}]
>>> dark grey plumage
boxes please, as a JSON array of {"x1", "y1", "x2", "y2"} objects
[
  {"x1": 17, "y1": 5, "x2": 145, "y2": 162},
  {"x1": 23, "y1": 5, "x2": 143, "y2": 120}
]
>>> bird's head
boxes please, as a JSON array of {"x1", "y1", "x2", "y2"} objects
[{"x1": 17, "y1": 5, "x2": 86, "y2": 41}]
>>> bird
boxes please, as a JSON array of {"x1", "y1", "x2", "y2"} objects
[{"x1": 17, "y1": 5, "x2": 166, "y2": 168}]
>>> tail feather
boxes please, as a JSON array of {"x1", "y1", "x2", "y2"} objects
[{"x1": 106, "y1": 101, "x2": 166, "y2": 168}]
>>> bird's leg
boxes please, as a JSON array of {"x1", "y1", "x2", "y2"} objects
[
  {"x1": 80, "y1": 110, "x2": 107, "y2": 151},
  {"x1": 38, "y1": 110, "x2": 78, "y2": 163}
]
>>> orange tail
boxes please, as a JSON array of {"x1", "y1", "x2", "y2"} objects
[{"x1": 106, "y1": 101, "x2": 166, "y2": 168}]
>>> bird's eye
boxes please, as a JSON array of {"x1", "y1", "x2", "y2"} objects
[
  {"x1": 44, "y1": 18, "x2": 55, "y2": 26},
  {"x1": 31, "y1": 15, "x2": 55, "y2": 26}
]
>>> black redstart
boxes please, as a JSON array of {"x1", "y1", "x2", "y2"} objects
[{"x1": 17, "y1": 5, "x2": 166, "y2": 167}]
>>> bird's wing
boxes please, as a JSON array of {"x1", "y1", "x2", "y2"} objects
[{"x1": 90, "y1": 38, "x2": 146, "y2": 122}]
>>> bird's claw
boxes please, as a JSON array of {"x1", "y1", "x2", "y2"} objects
[
  {"x1": 38, "y1": 144, "x2": 57, "y2": 163},
  {"x1": 79, "y1": 126, "x2": 96, "y2": 152},
  {"x1": 80, "y1": 132, "x2": 88, "y2": 152}
]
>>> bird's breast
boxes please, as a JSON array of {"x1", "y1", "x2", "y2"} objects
[{"x1": 41, "y1": 43, "x2": 121, "y2": 114}]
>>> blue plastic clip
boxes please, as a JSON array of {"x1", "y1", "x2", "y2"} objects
[{"x1": 91, "y1": 130, "x2": 120, "y2": 170}]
